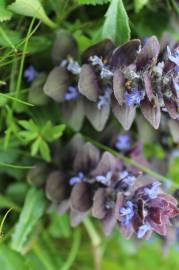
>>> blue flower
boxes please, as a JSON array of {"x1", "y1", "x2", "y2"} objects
[
  {"x1": 69, "y1": 172, "x2": 85, "y2": 186},
  {"x1": 167, "y1": 46, "x2": 179, "y2": 66},
  {"x1": 100, "y1": 66, "x2": 113, "y2": 79},
  {"x1": 64, "y1": 86, "x2": 80, "y2": 101},
  {"x1": 115, "y1": 134, "x2": 131, "y2": 152},
  {"x1": 67, "y1": 60, "x2": 81, "y2": 75},
  {"x1": 120, "y1": 201, "x2": 134, "y2": 227},
  {"x1": 137, "y1": 223, "x2": 151, "y2": 238},
  {"x1": 97, "y1": 88, "x2": 111, "y2": 110},
  {"x1": 95, "y1": 171, "x2": 113, "y2": 185},
  {"x1": 144, "y1": 181, "x2": 160, "y2": 199},
  {"x1": 24, "y1": 65, "x2": 37, "y2": 82},
  {"x1": 124, "y1": 87, "x2": 144, "y2": 106},
  {"x1": 89, "y1": 55, "x2": 103, "y2": 67}
]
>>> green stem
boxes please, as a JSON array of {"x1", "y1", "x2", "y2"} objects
[
  {"x1": 14, "y1": 18, "x2": 35, "y2": 105},
  {"x1": 0, "y1": 161, "x2": 34, "y2": 169},
  {"x1": 83, "y1": 135, "x2": 177, "y2": 187},
  {"x1": 61, "y1": 229, "x2": 80, "y2": 270},
  {"x1": 83, "y1": 218, "x2": 102, "y2": 270},
  {"x1": 0, "y1": 25, "x2": 17, "y2": 52}
]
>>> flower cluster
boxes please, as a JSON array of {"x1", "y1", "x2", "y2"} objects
[
  {"x1": 28, "y1": 134, "x2": 179, "y2": 239},
  {"x1": 43, "y1": 31, "x2": 179, "y2": 131}
]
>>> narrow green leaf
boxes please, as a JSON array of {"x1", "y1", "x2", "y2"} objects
[
  {"x1": 8, "y1": 0, "x2": 56, "y2": 29},
  {"x1": 39, "y1": 139, "x2": 51, "y2": 162},
  {"x1": 11, "y1": 188, "x2": 45, "y2": 253},
  {"x1": 134, "y1": 0, "x2": 149, "y2": 12},
  {"x1": 0, "y1": 0, "x2": 12, "y2": 22},
  {"x1": 77, "y1": 0, "x2": 110, "y2": 5},
  {"x1": 102, "y1": 0, "x2": 130, "y2": 45},
  {"x1": 0, "y1": 245, "x2": 28, "y2": 270},
  {"x1": 31, "y1": 137, "x2": 41, "y2": 156}
]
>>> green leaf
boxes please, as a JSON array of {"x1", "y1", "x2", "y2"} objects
[
  {"x1": 39, "y1": 139, "x2": 51, "y2": 162},
  {"x1": 42, "y1": 122, "x2": 66, "y2": 142},
  {"x1": 0, "y1": 194, "x2": 20, "y2": 212},
  {"x1": 102, "y1": 0, "x2": 130, "y2": 45},
  {"x1": 77, "y1": 0, "x2": 110, "y2": 5},
  {"x1": 18, "y1": 120, "x2": 38, "y2": 133},
  {"x1": 0, "y1": 0, "x2": 12, "y2": 22},
  {"x1": 11, "y1": 187, "x2": 45, "y2": 253},
  {"x1": 0, "y1": 245, "x2": 28, "y2": 270},
  {"x1": 31, "y1": 137, "x2": 41, "y2": 156},
  {"x1": 8, "y1": 0, "x2": 56, "y2": 29},
  {"x1": 134, "y1": 0, "x2": 149, "y2": 12},
  {"x1": 48, "y1": 212, "x2": 71, "y2": 239}
]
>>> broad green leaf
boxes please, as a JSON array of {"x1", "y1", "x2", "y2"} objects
[
  {"x1": 77, "y1": 0, "x2": 110, "y2": 5},
  {"x1": 8, "y1": 0, "x2": 56, "y2": 29},
  {"x1": 134, "y1": 0, "x2": 149, "y2": 12},
  {"x1": 0, "y1": 0, "x2": 12, "y2": 22},
  {"x1": 18, "y1": 120, "x2": 38, "y2": 133},
  {"x1": 0, "y1": 245, "x2": 28, "y2": 270},
  {"x1": 11, "y1": 187, "x2": 45, "y2": 253},
  {"x1": 102, "y1": 0, "x2": 130, "y2": 45}
]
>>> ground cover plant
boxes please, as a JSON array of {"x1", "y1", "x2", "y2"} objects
[{"x1": 0, "y1": 0, "x2": 179, "y2": 269}]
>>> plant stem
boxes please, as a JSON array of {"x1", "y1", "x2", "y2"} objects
[
  {"x1": 61, "y1": 229, "x2": 80, "y2": 270},
  {"x1": 83, "y1": 218, "x2": 102, "y2": 270}
]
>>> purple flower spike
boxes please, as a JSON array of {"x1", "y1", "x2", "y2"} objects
[
  {"x1": 167, "y1": 46, "x2": 179, "y2": 66},
  {"x1": 24, "y1": 65, "x2": 37, "y2": 82},
  {"x1": 69, "y1": 172, "x2": 85, "y2": 186},
  {"x1": 144, "y1": 181, "x2": 160, "y2": 199},
  {"x1": 124, "y1": 87, "x2": 145, "y2": 107},
  {"x1": 137, "y1": 223, "x2": 151, "y2": 238},
  {"x1": 64, "y1": 86, "x2": 79, "y2": 101},
  {"x1": 115, "y1": 134, "x2": 131, "y2": 152},
  {"x1": 120, "y1": 201, "x2": 134, "y2": 227}
]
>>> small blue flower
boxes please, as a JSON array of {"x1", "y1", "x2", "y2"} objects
[
  {"x1": 67, "y1": 60, "x2": 81, "y2": 75},
  {"x1": 167, "y1": 46, "x2": 179, "y2": 66},
  {"x1": 137, "y1": 223, "x2": 151, "y2": 239},
  {"x1": 115, "y1": 134, "x2": 131, "y2": 152},
  {"x1": 69, "y1": 172, "x2": 85, "y2": 186},
  {"x1": 89, "y1": 55, "x2": 103, "y2": 67},
  {"x1": 24, "y1": 65, "x2": 37, "y2": 82},
  {"x1": 124, "y1": 87, "x2": 144, "y2": 107},
  {"x1": 95, "y1": 171, "x2": 113, "y2": 185},
  {"x1": 120, "y1": 201, "x2": 134, "y2": 227},
  {"x1": 97, "y1": 88, "x2": 111, "y2": 110},
  {"x1": 100, "y1": 66, "x2": 113, "y2": 79},
  {"x1": 64, "y1": 86, "x2": 79, "y2": 101},
  {"x1": 144, "y1": 181, "x2": 160, "y2": 199}
]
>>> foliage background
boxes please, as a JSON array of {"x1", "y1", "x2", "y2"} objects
[{"x1": 0, "y1": 0, "x2": 179, "y2": 269}]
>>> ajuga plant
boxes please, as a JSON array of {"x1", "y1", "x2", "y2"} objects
[{"x1": 0, "y1": 0, "x2": 179, "y2": 269}]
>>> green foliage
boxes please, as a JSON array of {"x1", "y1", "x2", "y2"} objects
[
  {"x1": 48, "y1": 212, "x2": 71, "y2": 239},
  {"x1": 18, "y1": 120, "x2": 65, "y2": 161},
  {"x1": 134, "y1": 0, "x2": 149, "y2": 12},
  {"x1": 169, "y1": 157, "x2": 179, "y2": 184},
  {"x1": 77, "y1": 0, "x2": 110, "y2": 5},
  {"x1": 0, "y1": 245, "x2": 29, "y2": 270},
  {"x1": 0, "y1": 0, "x2": 12, "y2": 22},
  {"x1": 11, "y1": 188, "x2": 45, "y2": 253},
  {"x1": 8, "y1": 0, "x2": 56, "y2": 28},
  {"x1": 102, "y1": 0, "x2": 131, "y2": 45}
]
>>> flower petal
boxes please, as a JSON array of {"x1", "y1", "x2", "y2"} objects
[
  {"x1": 70, "y1": 182, "x2": 93, "y2": 212},
  {"x1": 45, "y1": 171, "x2": 66, "y2": 202},
  {"x1": 113, "y1": 70, "x2": 125, "y2": 105},
  {"x1": 43, "y1": 67, "x2": 71, "y2": 102},
  {"x1": 136, "y1": 36, "x2": 160, "y2": 70},
  {"x1": 78, "y1": 64, "x2": 99, "y2": 102},
  {"x1": 111, "y1": 39, "x2": 141, "y2": 68},
  {"x1": 112, "y1": 98, "x2": 136, "y2": 130},
  {"x1": 92, "y1": 188, "x2": 106, "y2": 219},
  {"x1": 140, "y1": 97, "x2": 161, "y2": 129}
]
